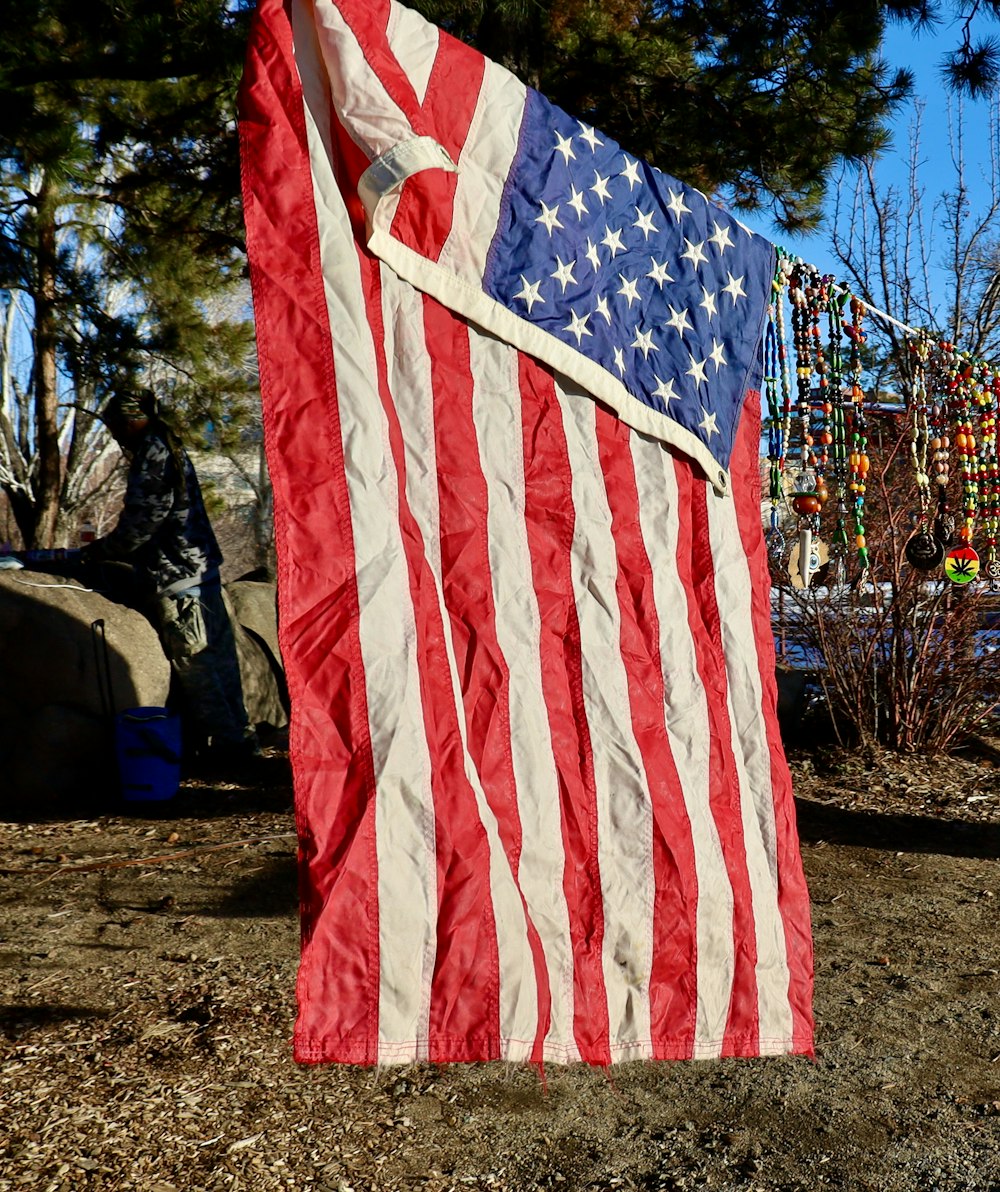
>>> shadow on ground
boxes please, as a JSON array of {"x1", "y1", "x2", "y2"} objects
[
  {"x1": 0, "y1": 1003, "x2": 110, "y2": 1041},
  {"x1": 794, "y1": 795, "x2": 1000, "y2": 858},
  {"x1": 187, "y1": 852, "x2": 298, "y2": 919}
]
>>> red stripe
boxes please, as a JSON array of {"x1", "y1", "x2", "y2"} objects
[
  {"x1": 518, "y1": 355, "x2": 610, "y2": 1065},
  {"x1": 594, "y1": 408, "x2": 700, "y2": 1059},
  {"x1": 350, "y1": 225, "x2": 501, "y2": 1062},
  {"x1": 730, "y1": 393, "x2": 815, "y2": 1054},
  {"x1": 240, "y1": 0, "x2": 380, "y2": 1063},
  {"x1": 424, "y1": 297, "x2": 552, "y2": 1061},
  {"x1": 673, "y1": 453, "x2": 761, "y2": 1056},
  {"x1": 391, "y1": 29, "x2": 486, "y2": 262}
]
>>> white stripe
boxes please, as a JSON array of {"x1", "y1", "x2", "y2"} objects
[
  {"x1": 468, "y1": 334, "x2": 581, "y2": 1063},
  {"x1": 706, "y1": 488, "x2": 794, "y2": 1051},
  {"x1": 382, "y1": 277, "x2": 541, "y2": 1060},
  {"x1": 555, "y1": 378, "x2": 654, "y2": 1060},
  {"x1": 296, "y1": 0, "x2": 438, "y2": 1061},
  {"x1": 309, "y1": 0, "x2": 415, "y2": 162},
  {"x1": 386, "y1": 0, "x2": 439, "y2": 106},
  {"x1": 440, "y1": 57, "x2": 526, "y2": 280},
  {"x1": 630, "y1": 432, "x2": 735, "y2": 1057}
]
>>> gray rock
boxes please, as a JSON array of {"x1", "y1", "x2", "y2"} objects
[
  {"x1": 225, "y1": 580, "x2": 282, "y2": 671},
  {"x1": 224, "y1": 581, "x2": 288, "y2": 730},
  {"x1": 0, "y1": 571, "x2": 292, "y2": 816},
  {"x1": 0, "y1": 570, "x2": 169, "y2": 719},
  {"x1": 0, "y1": 570, "x2": 171, "y2": 815}
]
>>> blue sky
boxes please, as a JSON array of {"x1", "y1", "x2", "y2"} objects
[{"x1": 737, "y1": 13, "x2": 1000, "y2": 315}]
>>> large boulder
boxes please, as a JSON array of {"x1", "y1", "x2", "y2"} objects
[
  {"x1": 0, "y1": 570, "x2": 170, "y2": 815},
  {"x1": 225, "y1": 581, "x2": 288, "y2": 731},
  {"x1": 226, "y1": 581, "x2": 282, "y2": 669},
  {"x1": 0, "y1": 570, "x2": 289, "y2": 817}
]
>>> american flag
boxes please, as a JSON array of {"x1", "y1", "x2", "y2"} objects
[{"x1": 240, "y1": 0, "x2": 813, "y2": 1065}]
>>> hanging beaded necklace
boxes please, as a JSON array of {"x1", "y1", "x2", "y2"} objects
[
  {"x1": 808, "y1": 274, "x2": 831, "y2": 480},
  {"x1": 938, "y1": 345, "x2": 983, "y2": 584},
  {"x1": 789, "y1": 268, "x2": 814, "y2": 481},
  {"x1": 903, "y1": 332, "x2": 943, "y2": 571},
  {"x1": 955, "y1": 354, "x2": 978, "y2": 548},
  {"x1": 827, "y1": 288, "x2": 851, "y2": 567},
  {"x1": 981, "y1": 366, "x2": 1000, "y2": 571},
  {"x1": 763, "y1": 266, "x2": 790, "y2": 557},
  {"x1": 928, "y1": 347, "x2": 953, "y2": 548},
  {"x1": 845, "y1": 296, "x2": 870, "y2": 572}
]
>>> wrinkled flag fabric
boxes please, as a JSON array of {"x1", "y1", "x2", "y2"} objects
[{"x1": 239, "y1": 0, "x2": 814, "y2": 1065}]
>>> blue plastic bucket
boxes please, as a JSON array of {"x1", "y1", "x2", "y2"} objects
[{"x1": 114, "y1": 707, "x2": 182, "y2": 804}]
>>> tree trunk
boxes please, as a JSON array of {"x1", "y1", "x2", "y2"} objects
[
  {"x1": 255, "y1": 437, "x2": 275, "y2": 576},
  {"x1": 30, "y1": 174, "x2": 62, "y2": 548}
]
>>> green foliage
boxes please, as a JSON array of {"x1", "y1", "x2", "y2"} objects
[{"x1": 0, "y1": 1, "x2": 255, "y2": 545}]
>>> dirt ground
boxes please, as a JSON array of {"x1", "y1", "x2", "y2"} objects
[{"x1": 3, "y1": 744, "x2": 1000, "y2": 1192}]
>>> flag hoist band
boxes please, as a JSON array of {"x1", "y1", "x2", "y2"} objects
[{"x1": 239, "y1": 0, "x2": 814, "y2": 1065}]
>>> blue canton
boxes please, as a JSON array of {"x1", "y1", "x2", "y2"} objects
[{"x1": 483, "y1": 89, "x2": 774, "y2": 472}]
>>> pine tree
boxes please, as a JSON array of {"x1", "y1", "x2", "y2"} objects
[{"x1": 0, "y1": 1, "x2": 252, "y2": 548}]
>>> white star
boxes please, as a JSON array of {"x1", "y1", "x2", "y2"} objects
[
  {"x1": 617, "y1": 274, "x2": 641, "y2": 308},
  {"x1": 709, "y1": 338, "x2": 727, "y2": 371},
  {"x1": 591, "y1": 170, "x2": 612, "y2": 205},
  {"x1": 595, "y1": 295, "x2": 612, "y2": 324},
  {"x1": 601, "y1": 224, "x2": 626, "y2": 257},
  {"x1": 652, "y1": 375, "x2": 680, "y2": 405},
  {"x1": 722, "y1": 272, "x2": 747, "y2": 302},
  {"x1": 567, "y1": 185, "x2": 589, "y2": 219},
  {"x1": 536, "y1": 200, "x2": 563, "y2": 235},
  {"x1": 686, "y1": 354, "x2": 709, "y2": 387},
  {"x1": 563, "y1": 309, "x2": 593, "y2": 345},
  {"x1": 631, "y1": 326, "x2": 658, "y2": 358},
  {"x1": 577, "y1": 121, "x2": 603, "y2": 151},
  {"x1": 709, "y1": 221, "x2": 734, "y2": 253},
  {"x1": 699, "y1": 407, "x2": 719, "y2": 438},
  {"x1": 666, "y1": 187, "x2": 691, "y2": 221},
  {"x1": 681, "y1": 238, "x2": 708, "y2": 270},
  {"x1": 550, "y1": 255, "x2": 577, "y2": 292},
  {"x1": 665, "y1": 305, "x2": 692, "y2": 338},
  {"x1": 554, "y1": 131, "x2": 576, "y2": 164},
  {"x1": 647, "y1": 257, "x2": 673, "y2": 288},
  {"x1": 699, "y1": 286, "x2": 718, "y2": 319},
  {"x1": 613, "y1": 346, "x2": 627, "y2": 376},
  {"x1": 513, "y1": 275, "x2": 544, "y2": 313},
  {"x1": 585, "y1": 237, "x2": 602, "y2": 272},
  {"x1": 633, "y1": 207, "x2": 659, "y2": 239},
  {"x1": 620, "y1": 156, "x2": 642, "y2": 191}
]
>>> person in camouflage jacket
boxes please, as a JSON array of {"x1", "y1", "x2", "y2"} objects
[{"x1": 85, "y1": 390, "x2": 259, "y2": 761}]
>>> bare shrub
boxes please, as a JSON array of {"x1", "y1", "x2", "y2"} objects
[{"x1": 774, "y1": 419, "x2": 1000, "y2": 753}]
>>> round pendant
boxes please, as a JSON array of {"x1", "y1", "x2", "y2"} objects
[
  {"x1": 944, "y1": 546, "x2": 980, "y2": 585},
  {"x1": 986, "y1": 559, "x2": 1000, "y2": 582},
  {"x1": 905, "y1": 532, "x2": 944, "y2": 571}
]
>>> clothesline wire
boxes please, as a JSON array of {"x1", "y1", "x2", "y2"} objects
[{"x1": 779, "y1": 252, "x2": 925, "y2": 340}]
